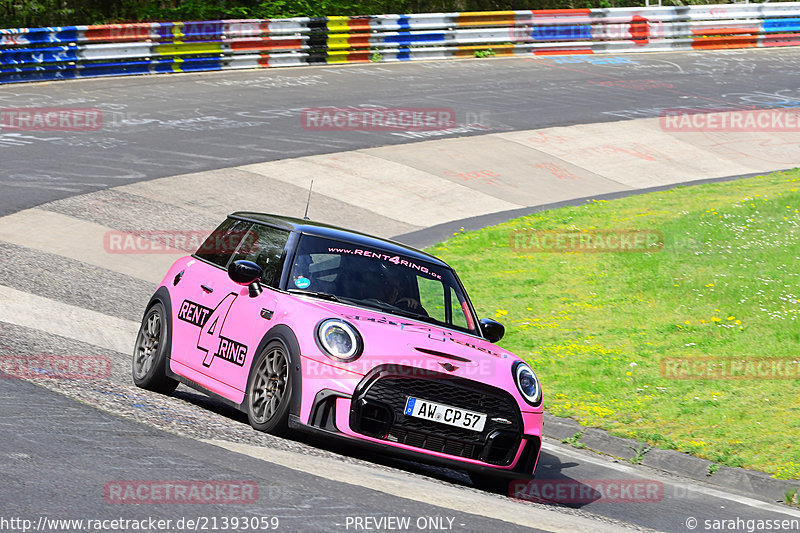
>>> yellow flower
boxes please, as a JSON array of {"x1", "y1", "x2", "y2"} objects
[
  {"x1": 684, "y1": 320, "x2": 691, "y2": 325},
  {"x1": 710, "y1": 316, "x2": 721, "y2": 322},
  {"x1": 727, "y1": 316, "x2": 735, "y2": 320},
  {"x1": 735, "y1": 320, "x2": 742, "y2": 325}
]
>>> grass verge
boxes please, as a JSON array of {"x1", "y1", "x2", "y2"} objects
[{"x1": 427, "y1": 169, "x2": 800, "y2": 480}]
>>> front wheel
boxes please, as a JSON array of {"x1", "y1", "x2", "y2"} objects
[
  {"x1": 246, "y1": 341, "x2": 293, "y2": 436},
  {"x1": 132, "y1": 302, "x2": 178, "y2": 394}
]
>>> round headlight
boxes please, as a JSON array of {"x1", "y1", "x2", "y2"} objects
[
  {"x1": 316, "y1": 319, "x2": 362, "y2": 362},
  {"x1": 513, "y1": 361, "x2": 542, "y2": 406}
]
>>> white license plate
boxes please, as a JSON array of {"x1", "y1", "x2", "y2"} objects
[{"x1": 404, "y1": 397, "x2": 486, "y2": 432}]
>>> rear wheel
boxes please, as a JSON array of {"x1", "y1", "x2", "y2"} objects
[
  {"x1": 246, "y1": 341, "x2": 292, "y2": 436},
  {"x1": 132, "y1": 302, "x2": 178, "y2": 394}
]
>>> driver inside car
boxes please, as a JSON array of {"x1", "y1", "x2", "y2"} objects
[{"x1": 381, "y1": 269, "x2": 426, "y2": 315}]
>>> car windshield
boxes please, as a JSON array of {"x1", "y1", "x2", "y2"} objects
[{"x1": 288, "y1": 234, "x2": 478, "y2": 334}]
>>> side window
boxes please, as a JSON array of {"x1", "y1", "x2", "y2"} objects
[
  {"x1": 449, "y1": 287, "x2": 470, "y2": 330},
  {"x1": 230, "y1": 223, "x2": 290, "y2": 287},
  {"x1": 195, "y1": 219, "x2": 252, "y2": 268},
  {"x1": 417, "y1": 276, "x2": 446, "y2": 323}
]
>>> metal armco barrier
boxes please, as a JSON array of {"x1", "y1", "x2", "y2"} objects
[{"x1": 3, "y1": 3, "x2": 800, "y2": 84}]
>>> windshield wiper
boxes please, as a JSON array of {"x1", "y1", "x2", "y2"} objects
[
  {"x1": 286, "y1": 289, "x2": 342, "y2": 302},
  {"x1": 351, "y1": 299, "x2": 440, "y2": 326},
  {"x1": 387, "y1": 308, "x2": 439, "y2": 325}
]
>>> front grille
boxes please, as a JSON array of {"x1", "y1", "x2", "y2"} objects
[
  {"x1": 350, "y1": 365, "x2": 522, "y2": 466},
  {"x1": 387, "y1": 427, "x2": 478, "y2": 459}
]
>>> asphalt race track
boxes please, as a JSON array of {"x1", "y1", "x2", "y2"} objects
[
  {"x1": 4, "y1": 48, "x2": 800, "y2": 217},
  {"x1": 2, "y1": 49, "x2": 800, "y2": 532}
]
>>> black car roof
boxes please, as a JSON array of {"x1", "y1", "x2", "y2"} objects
[{"x1": 229, "y1": 212, "x2": 450, "y2": 268}]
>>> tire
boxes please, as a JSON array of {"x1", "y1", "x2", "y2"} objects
[
  {"x1": 132, "y1": 302, "x2": 178, "y2": 394},
  {"x1": 246, "y1": 340, "x2": 293, "y2": 436},
  {"x1": 468, "y1": 471, "x2": 512, "y2": 494}
]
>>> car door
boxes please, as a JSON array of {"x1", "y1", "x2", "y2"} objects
[
  {"x1": 188, "y1": 222, "x2": 291, "y2": 399},
  {"x1": 169, "y1": 218, "x2": 255, "y2": 396}
]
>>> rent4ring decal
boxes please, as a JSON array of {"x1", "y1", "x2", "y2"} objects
[
  {"x1": 327, "y1": 246, "x2": 443, "y2": 280},
  {"x1": 179, "y1": 297, "x2": 247, "y2": 367},
  {"x1": 177, "y1": 300, "x2": 213, "y2": 327},
  {"x1": 208, "y1": 335, "x2": 247, "y2": 367}
]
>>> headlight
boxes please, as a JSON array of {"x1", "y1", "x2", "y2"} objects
[
  {"x1": 316, "y1": 319, "x2": 362, "y2": 362},
  {"x1": 513, "y1": 361, "x2": 542, "y2": 406}
]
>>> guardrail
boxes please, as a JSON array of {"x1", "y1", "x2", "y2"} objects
[{"x1": 3, "y1": 3, "x2": 800, "y2": 84}]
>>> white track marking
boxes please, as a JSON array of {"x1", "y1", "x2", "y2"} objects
[
  {"x1": 0, "y1": 284, "x2": 139, "y2": 355},
  {"x1": 496, "y1": 123, "x2": 758, "y2": 189},
  {"x1": 0, "y1": 208, "x2": 180, "y2": 283},
  {"x1": 241, "y1": 151, "x2": 522, "y2": 226},
  {"x1": 542, "y1": 442, "x2": 800, "y2": 518},
  {"x1": 205, "y1": 439, "x2": 640, "y2": 533}
]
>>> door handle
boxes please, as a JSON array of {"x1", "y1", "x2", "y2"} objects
[{"x1": 201, "y1": 285, "x2": 214, "y2": 293}]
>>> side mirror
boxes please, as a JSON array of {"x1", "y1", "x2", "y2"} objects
[
  {"x1": 228, "y1": 260, "x2": 263, "y2": 286},
  {"x1": 480, "y1": 318, "x2": 505, "y2": 343}
]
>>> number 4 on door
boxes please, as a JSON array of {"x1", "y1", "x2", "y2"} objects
[{"x1": 198, "y1": 293, "x2": 238, "y2": 367}]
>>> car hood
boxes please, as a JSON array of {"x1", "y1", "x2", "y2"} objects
[{"x1": 294, "y1": 297, "x2": 518, "y2": 380}]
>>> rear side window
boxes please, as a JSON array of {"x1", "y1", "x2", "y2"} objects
[
  {"x1": 230, "y1": 223, "x2": 290, "y2": 287},
  {"x1": 195, "y1": 218, "x2": 252, "y2": 267}
]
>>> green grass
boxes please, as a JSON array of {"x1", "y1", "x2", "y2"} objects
[{"x1": 426, "y1": 169, "x2": 800, "y2": 480}]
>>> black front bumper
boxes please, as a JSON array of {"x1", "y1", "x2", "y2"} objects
[
  {"x1": 289, "y1": 412, "x2": 541, "y2": 479},
  {"x1": 292, "y1": 365, "x2": 541, "y2": 478}
]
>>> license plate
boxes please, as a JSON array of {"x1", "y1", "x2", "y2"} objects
[{"x1": 404, "y1": 397, "x2": 486, "y2": 432}]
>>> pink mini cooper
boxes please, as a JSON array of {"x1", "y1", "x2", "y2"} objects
[{"x1": 132, "y1": 213, "x2": 543, "y2": 488}]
